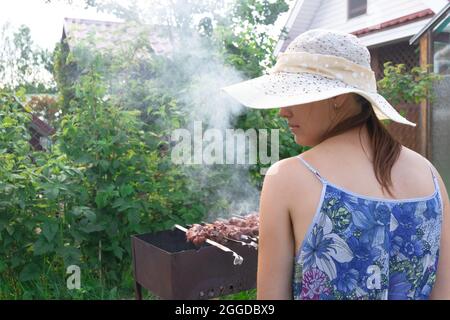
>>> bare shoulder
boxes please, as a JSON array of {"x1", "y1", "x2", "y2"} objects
[
  {"x1": 264, "y1": 155, "x2": 311, "y2": 183},
  {"x1": 261, "y1": 155, "x2": 307, "y2": 189},
  {"x1": 263, "y1": 155, "x2": 317, "y2": 206},
  {"x1": 400, "y1": 146, "x2": 449, "y2": 204},
  {"x1": 400, "y1": 146, "x2": 444, "y2": 180},
  {"x1": 264, "y1": 150, "x2": 329, "y2": 192},
  {"x1": 399, "y1": 145, "x2": 431, "y2": 165},
  {"x1": 264, "y1": 155, "x2": 309, "y2": 187}
]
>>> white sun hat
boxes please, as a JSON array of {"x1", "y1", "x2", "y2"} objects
[{"x1": 222, "y1": 29, "x2": 416, "y2": 127}]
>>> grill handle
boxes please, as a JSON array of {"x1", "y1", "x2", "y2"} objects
[{"x1": 174, "y1": 224, "x2": 244, "y2": 265}]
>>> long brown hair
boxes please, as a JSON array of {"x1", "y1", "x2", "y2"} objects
[{"x1": 320, "y1": 94, "x2": 402, "y2": 198}]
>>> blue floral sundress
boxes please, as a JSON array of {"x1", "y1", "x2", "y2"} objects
[{"x1": 293, "y1": 155, "x2": 443, "y2": 300}]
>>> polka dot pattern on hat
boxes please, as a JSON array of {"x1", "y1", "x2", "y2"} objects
[
  {"x1": 259, "y1": 72, "x2": 353, "y2": 96},
  {"x1": 285, "y1": 29, "x2": 371, "y2": 68}
]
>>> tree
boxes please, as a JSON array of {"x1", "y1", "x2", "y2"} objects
[
  {"x1": 0, "y1": 23, "x2": 55, "y2": 93},
  {"x1": 213, "y1": 0, "x2": 290, "y2": 78}
]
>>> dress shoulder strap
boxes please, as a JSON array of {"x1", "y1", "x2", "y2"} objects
[
  {"x1": 425, "y1": 158, "x2": 442, "y2": 201},
  {"x1": 297, "y1": 154, "x2": 327, "y2": 184},
  {"x1": 426, "y1": 160, "x2": 439, "y2": 187},
  {"x1": 425, "y1": 159, "x2": 443, "y2": 208}
]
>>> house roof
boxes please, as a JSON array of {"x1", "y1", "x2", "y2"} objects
[
  {"x1": 24, "y1": 94, "x2": 57, "y2": 135},
  {"x1": 62, "y1": 17, "x2": 173, "y2": 55},
  {"x1": 274, "y1": 0, "x2": 448, "y2": 56},
  {"x1": 7, "y1": 94, "x2": 56, "y2": 137},
  {"x1": 30, "y1": 114, "x2": 55, "y2": 136},
  {"x1": 410, "y1": 2, "x2": 450, "y2": 44},
  {"x1": 274, "y1": 0, "x2": 322, "y2": 56},
  {"x1": 352, "y1": 9, "x2": 434, "y2": 37}
]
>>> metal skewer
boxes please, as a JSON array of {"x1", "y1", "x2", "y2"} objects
[
  {"x1": 240, "y1": 234, "x2": 259, "y2": 243},
  {"x1": 223, "y1": 236, "x2": 258, "y2": 249},
  {"x1": 174, "y1": 224, "x2": 244, "y2": 265},
  {"x1": 199, "y1": 220, "x2": 258, "y2": 249}
]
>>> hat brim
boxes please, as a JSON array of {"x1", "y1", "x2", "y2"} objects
[{"x1": 221, "y1": 72, "x2": 416, "y2": 127}]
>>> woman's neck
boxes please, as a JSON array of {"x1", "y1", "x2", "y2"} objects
[{"x1": 316, "y1": 124, "x2": 374, "y2": 161}]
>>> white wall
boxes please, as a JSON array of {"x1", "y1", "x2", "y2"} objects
[
  {"x1": 309, "y1": 0, "x2": 429, "y2": 33},
  {"x1": 278, "y1": 0, "x2": 433, "y2": 53}
]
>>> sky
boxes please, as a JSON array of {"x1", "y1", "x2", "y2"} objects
[
  {"x1": 0, "y1": 0, "x2": 120, "y2": 50},
  {"x1": 0, "y1": 0, "x2": 293, "y2": 51}
]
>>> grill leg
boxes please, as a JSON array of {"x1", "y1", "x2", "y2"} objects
[{"x1": 135, "y1": 282, "x2": 143, "y2": 300}]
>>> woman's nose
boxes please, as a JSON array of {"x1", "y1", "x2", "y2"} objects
[{"x1": 279, "y1": 107, "x2": 292, "y2": 118}]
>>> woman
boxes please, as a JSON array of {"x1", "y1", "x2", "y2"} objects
[{"x1": 222, "y1": 29, "x2": 450, "y2": 300}]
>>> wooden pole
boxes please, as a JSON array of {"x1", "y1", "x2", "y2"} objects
[{"x1": 419, "y1": 32, "x2": 431, "y2": 158}]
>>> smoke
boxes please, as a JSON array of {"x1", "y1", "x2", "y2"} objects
[
  {"x1": 164, "y1": 29, "x2": 261, "y2": 220},
  {"x1": 132, "y1": 0, "x2": 264, "y2": 219},
  {"x1": 71, "y1": 0, "x2": 274, "y2": 219}
]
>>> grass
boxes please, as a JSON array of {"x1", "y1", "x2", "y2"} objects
[
  {"x1": 220, "y1": 289, "x2": 256, "y2": 300},
  {"x1": 0, "y1": 267, "x2": 137, "y2": 300},
  {"x1": 1, "y1": 272, "x2": 257, "y2": 300},
  {"x1": 1, "y1": 274, "x2": 256, "y2": 300},
  {"x1": 0, "y1": 260, "x2": 256, "y2": 300},
  {"x1": 138, "y1": 289, "x2": 256, "y2": 300}
]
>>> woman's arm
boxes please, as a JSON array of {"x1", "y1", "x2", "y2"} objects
[
  {"x1": 430, "y1": 167, "x2": 450, "y2": 300},
  {"x1": 257, "y1": 161, "x2": 295, "y2": 300}
]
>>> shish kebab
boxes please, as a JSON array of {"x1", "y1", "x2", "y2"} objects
[{"x1": 184, "y1": 213, "x2": 259, "y2": 248}]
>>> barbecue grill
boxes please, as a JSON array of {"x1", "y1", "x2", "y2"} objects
[{"x1": 131, "y1": 221, "x2": 258, "y2": 300}]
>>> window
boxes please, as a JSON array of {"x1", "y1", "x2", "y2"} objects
[{"x1": 348, "y1": 0, "x2": 367, "y2": 19}]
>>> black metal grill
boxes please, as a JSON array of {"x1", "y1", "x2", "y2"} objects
[{"x1": 131, "y1": 227, "x2": 257, "y2": 300}]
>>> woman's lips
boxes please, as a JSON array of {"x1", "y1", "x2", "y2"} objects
[{"x1": 289, "y1": 124, "x2": 299, "y2": 131}]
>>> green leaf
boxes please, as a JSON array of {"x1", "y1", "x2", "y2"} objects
[
  {"x1": 119, "y1": 184, "x2": 134, "y2": 197},
  {"x1": 79, "y1": 223, "x2": 105, "y2": 233},
  {"x1": 0, "y1": 260, "x2": 7, "y2": 272},
  {"x1": 42, "y1": 222, "x2": 58, "y2": 242},
  {"x1": 95, "y1": 186, "x2": 117, "y2": 208},
  {"x1": 111, "y1": 242, "x2": 124, "y2": 260},
  {"x1": 19, "y1": 263, "x2": 41, "y2": 282},
  {"x1": 33, "y1": 237, "x2": 55, "y2": 255},
  {"x1": 108, "y1": 287, "x2": 118, "y2": 299},
  {"x1": 0, "y1": 216, "x2": 8, "y2": 232},
  {"x1": 9, "y1": 252, "x2": 23, "y2": 267},
  {"x1": 44, "y1": 186, "x2": 60, "y2": 200},
  {"x1": 6, "y1": 225, "x2": 14, "y2": 236},
  {"x1": 112, "y1": 198, "x2": 137, "y2": 212},
  {"x1": 95, "y1": 192, "x2": 108, "y2": 208},
  {"x1": 58, "y1": 246, "x2": 82, "y2": 265},
  {"x1": 99, "y1": 159, "x2": 110, "y2": 171},
  {"x1": 127, "y1": 211, "x2": 140, "y2": 226},
  {"x1": 72, "y1": 206, "x2": 97, "y2": 223}
]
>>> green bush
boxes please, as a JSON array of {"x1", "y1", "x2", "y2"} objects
[{"x1": 0, "y1": 91, "x2": 72, "y2": 298}]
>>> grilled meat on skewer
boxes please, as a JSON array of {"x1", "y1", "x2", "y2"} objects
[
  {"x1": 185, "y1": 213, "x2": 259, "y2": 246},
  {"x1": 175, "y1": 224, "x2": 244, "y2": 265}
]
